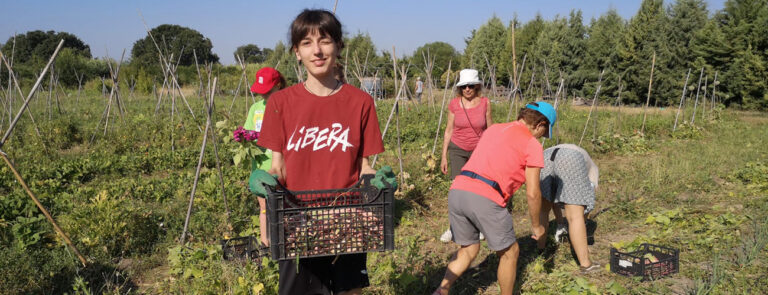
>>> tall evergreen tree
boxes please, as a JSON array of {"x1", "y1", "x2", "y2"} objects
[
  {"x1": 667, "y1": 0, "x2": 709, "y2": 72},
  {"x1": 723, "y1": 45, "x2": 767, "y2": 109},
  {"x1": 618, "y1": 0, "x2": 674, "y2": 105},
  {"x1": 563, "y1": 10, "x2": 588, "y2": 92},
  {"x1": 583, "y1": 9, "x2": 626, "y2": 101},
  {"x1": 462, "y1": 15, "x2": 507, "y2": 84},
  {"x1": 718, "y1": 0, "x2": 768, "y2": 108}
]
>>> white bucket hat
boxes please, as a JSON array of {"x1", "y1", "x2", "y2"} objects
[{"x1": 456, "y1": 69, "x2": 482, "y2": 87}]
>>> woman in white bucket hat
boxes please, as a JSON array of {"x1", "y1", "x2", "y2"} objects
[{"x1": 439, "y1": 69, "x2": 493, "y2": 242}]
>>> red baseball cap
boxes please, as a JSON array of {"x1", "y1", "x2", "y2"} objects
[{"x1": 250, "y1": 67, "x2": 282, "y2": 94}]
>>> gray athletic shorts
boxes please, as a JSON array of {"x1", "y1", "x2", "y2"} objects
[{"x1": 448, "y1": 189, "x2": 516, "y2": 251}]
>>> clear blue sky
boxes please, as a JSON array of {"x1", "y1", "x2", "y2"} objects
[{"x1": 0, "y1": 0, "x2": 725, "y2": 65}]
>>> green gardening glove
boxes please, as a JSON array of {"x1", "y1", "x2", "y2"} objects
[
  {"x1": 249, "y1": 169, "x2": 278, "y2": 197},
  {"x1": 371, "y1": 166, "x2": 398, "y2": 190}
]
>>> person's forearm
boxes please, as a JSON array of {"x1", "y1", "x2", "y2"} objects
[
  {"x1": 441, "y1": 128, "x2": 453, "y2": 157},
  {"x1": 359, "y1": 156, "x2": 376, "y2": 175},
  {"x1": 527, "y1": 191, "x2": 542, "y2": 228}
]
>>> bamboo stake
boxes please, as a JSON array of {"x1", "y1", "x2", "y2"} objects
[
  {"x1": 640, "y1": 52, "x2": 656, "y2": 134},
  {"x1": 690, "y1": 67, "x2": 704, "y2": 125},
  {"x1": 0, "y1": 52, "x2": 45, "y2": 142},
  {"x1": 0, "y1": 149, "x2": 87, "y2": 267},
  {"x1": 0, "y1": 40, "x2": 64, "y2": 147},
  {"x1": 432, "y1": 60, "x2": 453, "y2": 155},
  {"x1": 578, "y1": 70, "x2": 604, "y2": 146},
  {"x1": 673, "y1": 69, "x2": 691, "y2": 132},
  {"x1": 204, "y1": 78, "x2": 231, "y2": 229},
  {"x1": 395, "y1": 100, "x2": 406, "y2": 190},
  {"x1": 710, "y1": 71, "x2": 718, "y2": 113},
  {"x1": 372, "y1": 49, "x2": 409, "y2": 167},
  {"x1": 139, "y1": 12, "x2": 202, "y2": 132},
  {"x1": 507, "y1": 53, "x2": 527, "y2": 121},
  {"x1": 181, "y1": 77, "x2": 217, "y2": 244},
  {"x1": 228, "y1": 55, "x2": 247, "y2": 115}
]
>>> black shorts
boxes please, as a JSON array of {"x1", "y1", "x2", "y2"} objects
[{"x1": 278, "y1": 253, "x2": 369, "y2": 295}]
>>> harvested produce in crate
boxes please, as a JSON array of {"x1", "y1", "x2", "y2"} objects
[{"x1": 283, "y1": 208, "x2": 384, "y2": 258}]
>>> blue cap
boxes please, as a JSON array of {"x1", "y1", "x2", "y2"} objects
[{"x1": 525, "y1": 101, "x2": 557, "y2": 138}]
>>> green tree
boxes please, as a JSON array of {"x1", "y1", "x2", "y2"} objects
[
  {"x1": 462, "y1": 15, "x2": 507, "y2": 84},
  {"x1": 618, "y1": 0, "x2": 674, "y2": 105},
  {"x1": 234, "y1": 44, "x2": 266, "y2": 64},
  {"x1": 343, "y1": 32, "x2": 378, "y2": 68},
  {"x1": 690, "y1": 19, "x2": 731, "y2": 74},
  {"x1": 412, "y1": 42, "x2": 459, "y2": 84},
  {"x1": 130, "y1": 24, "x2": 219, "y2": 71},
  {"x1": 723, "y1": 45, "x2": 767, "y2": 109},
  {"x1": 582, "y1": 9, "x2": 626, "y2": 100},
  {"x1": 667, "y1": 0, "x2": 709, "y2": 73},
  {"x1": 1, "y1": 30, "x2": 92, "y2": 86},
  {"x1": 718, "y1": 0, "x2": 768, "y2": 109},
  {"x1": 265, "y1": 41, "x2": 300, "y2": 84},
  {"x1": 1, "y1": 30, "x2": 91, "y2": 64}
]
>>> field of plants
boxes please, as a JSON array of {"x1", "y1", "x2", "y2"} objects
[{"x1": 0, "y1": 84, "x2": 766, "y2": 294}]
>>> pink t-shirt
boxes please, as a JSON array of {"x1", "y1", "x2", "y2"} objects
[
  {"x1": 450, "y1": 121, "x2": 544, "y2": 207},
  {"x1": 448, "y1": 97, "x2": 489, "y2": 151}
]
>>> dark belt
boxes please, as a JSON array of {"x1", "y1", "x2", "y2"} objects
[
  {"x1": 549, "y1": 148, "x2": 560, "y2": 198},
  {"x1": 460, "y1": 170, "x2": 504, "y2": 197}
]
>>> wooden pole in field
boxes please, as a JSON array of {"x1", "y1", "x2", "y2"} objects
[
  {"x1": 372, "y1": 48, "x2": 409, "y2": 167},
  {"x1": 690, "y1": 67, "x2": 704, "y2": 125},
  {"x1": 395, "y1": 99, "x2": 406, "y2": 190},
  {"x1": 193, "y1": 49, "x2": 204, "y2": 97},
  {"x1": 673, "y1": 69, "x2": 691, "y2": 132},
  {"x1": 578, "y1": 70, "x2": 604, "y2": 146},
  {"x1": 333, "y1": 0, "x2": 339, "y2": 14},
  {"x1": 204, "y1": 78, "x2": 232, "y2": 229},
  {"x1": 73, "y1": 69, "x2": 84, "y2": 102},
  {"x1": 701, "y1": 75, "x2": 708, "y2": 118},
  {"x1": 139, "y1": 12, "x2": 202, "y2": 133},
  {"x1": 507, "y1": 53, "x2": 526, "y2": 121},
  {"x1": 432, "y1": 60, "x2": 453, "y2": 156},
  {"x1": 612, "y1": 76, "x2": 624, "y2": 133},
  {"x1": 640, "y1": 52, "x2": 656, "y2": 134},
  {"x1": 710, "y1": 71, "x2": 718, "y2": 114},
  {"x1": 0, "y1": 52, "x2": 45, "y2": 142},
  {"x1": 181, "y1": 77, "x2": 218, "y2": 245},
  {"x1": 1, "y1": 40, "x2": 64, "y2": 148},
  {"x1": 0, "y1": 149, "x2": 87, "y2": 267},
  {"x1": 228, "y1": 55, "x2": 247, "y2": 115}
]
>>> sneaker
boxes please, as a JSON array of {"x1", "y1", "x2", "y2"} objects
[
  {"x1": 440, "y1": 229, "x2": 452, "y2": 242},
  {"x1": 554, "y1": 223, "x2": 568, "y2": 243},
  {"x1": 479, "y1": 232, "x2": 485, "y2": 241},
  {"x1": 580, "y1": 262, "x2": 601, "y2": 274}
]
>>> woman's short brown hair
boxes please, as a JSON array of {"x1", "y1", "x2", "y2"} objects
[
  {"x1": 290, "y1": 9, "x2": 344, "y2": 51},
  {"x1": 517, "y1": 106, "x2": 550, "y2": 134}
]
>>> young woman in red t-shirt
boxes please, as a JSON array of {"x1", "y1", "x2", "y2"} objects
[
  {"x1": 439, "y1": 68, "x2": 493, "y2": 242},
  {"x1": 256, "y1": 9, "x2": 384, "y2": 295}
]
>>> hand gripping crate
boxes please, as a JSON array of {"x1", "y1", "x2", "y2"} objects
[
  {"x1": 266, "y1": 175, "x2": 394, "y2": 260},
  {"x1": 610, "y1": 243, "x2": 679, "y2": 281}
]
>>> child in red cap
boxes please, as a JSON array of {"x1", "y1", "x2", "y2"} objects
[{"x1": 244, "y1": 66, "x2": 285, "y2": 247}]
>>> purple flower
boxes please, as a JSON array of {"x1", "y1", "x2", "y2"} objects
[{"x1": 233, "y1": 126, "x2": 246, "y2": 142}]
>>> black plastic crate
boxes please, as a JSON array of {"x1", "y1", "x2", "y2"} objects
[
  {"x1": 610, "y1": 243, "x2": 679, "y2": 281},
  {"x1": 221, "y1": 236, "x2": 268, "y2": 261},
  {"x1": 266, "y1": 175, "x2": 395, "y2": 260}
]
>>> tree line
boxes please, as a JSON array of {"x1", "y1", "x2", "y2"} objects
[{"x1": 1, "y1": 0, "x2": 766, "y2": 110}]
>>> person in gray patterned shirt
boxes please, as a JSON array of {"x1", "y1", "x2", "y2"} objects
[{"x1": 537, "y1": 144, "x2": 601, "y2": 274}]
